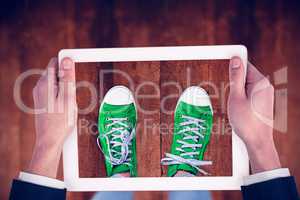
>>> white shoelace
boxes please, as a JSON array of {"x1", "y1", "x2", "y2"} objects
[
  {"x1": 97, "y1": 117, "x2": 134, "y2": 166},
  {"x1": 161, "y1": 115, "x2": 212, "y2": 175}
]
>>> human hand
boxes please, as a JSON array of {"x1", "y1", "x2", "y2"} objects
[
  {"x1": 228, "y1": 57, "x2": 281, "y2": 174},
  {"x1": 27, "y1": 57, "x2": 77, "y2": 178}
]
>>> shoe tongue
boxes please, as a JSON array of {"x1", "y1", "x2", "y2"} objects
[{"x1": 110, "y1": 128, "x2": 132, "y2": 159}]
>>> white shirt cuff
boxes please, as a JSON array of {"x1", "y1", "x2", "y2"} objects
[
  {"x1": 243, "y1": 168, "x2": 290, "y2": 186},
  {"x1": 19, "y1": 172, "x2": 65, "y2": 189}
]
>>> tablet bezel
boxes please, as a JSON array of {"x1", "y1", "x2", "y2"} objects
[{"x1": 59, "y1": 45, "x2": 249, "y2": 191}]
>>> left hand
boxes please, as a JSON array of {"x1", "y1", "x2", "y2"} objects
[{"x1": 27, "y1": 57, "x2": 77, "y2": 178}]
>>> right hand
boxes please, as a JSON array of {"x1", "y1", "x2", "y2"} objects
[{"x1": 227, "y1": 57, "x2": 281, "y2": 174}]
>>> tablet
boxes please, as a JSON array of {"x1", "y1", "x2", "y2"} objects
[{"x1": 59, "y1": 45, "x2": 249, "y2": 191}]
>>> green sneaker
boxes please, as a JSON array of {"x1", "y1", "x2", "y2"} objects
[
  {"x1": 161, "y1": 86, "x2": 213, "y2": 176},
  {"x1": 97, "y1": 86, "x2": 138, "y2": 177}
]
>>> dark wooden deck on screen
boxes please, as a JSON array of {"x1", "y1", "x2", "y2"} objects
[{"x1": 76, "y1": 60, "x2": 232, "y2": 178}]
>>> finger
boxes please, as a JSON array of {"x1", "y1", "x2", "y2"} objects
[
  {"x1": 246, "y1": 61, "x2": 272, "y2": 98},
  {"x1": 33, "y1": 58, "x2": 58, "y2": 113},
  {"x1": 58, "y1": 57, "x2": 76, "y2": 100},
  {"x1": 59, "y1": 57, "x2": 75, "y2": 82},
  {"x1": 246, "y1": 61, "x2": 266, "y2": 84},
  {"x1": 228, "y1": 56, "x2": 246, "y2": 99},
  {"x1": 47, "y1": 57, "x2": 58, "y2": 84},
  {"x1": 37, "y1": 58, "x2": 57, "y2": 82},
  {"x1": 34, "y1": 58, "x2": 58, "y2": 94},
  {"x1": 47, "y1": 58, "x2": 59, "y2": 97}
]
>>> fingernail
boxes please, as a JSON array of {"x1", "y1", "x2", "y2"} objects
[
  {"x1": 231, "y1": 58, "x2": 241, "y2": 69},
  {"x1": 62, "y1": 58, "x2": 73, "y2": 70}
]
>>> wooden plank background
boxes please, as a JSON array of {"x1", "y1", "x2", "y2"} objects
[
  {"x1": 76, "y1": 60, "x2": 232, "y2": 178},
  {"x1": 1, "y1": 0, "x2": 300, "y2": 200}
]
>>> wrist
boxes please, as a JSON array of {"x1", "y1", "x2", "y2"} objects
[
  {"x1": 35, "y1": 137, "x2": 64, "y2": 152},
  {"x1": 246, "y1": 139, "x2": 281, "y2": 174},
  {"x1": 26, "y1": 141, "x2": 62, "y2": 178}
]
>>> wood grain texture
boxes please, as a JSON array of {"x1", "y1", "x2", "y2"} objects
[
  {"x1": 1, "y1": 1, "x2": 300, "y2": 200},
  {"x1": 0, "y1": 23, "x2": 21, "y2": 200},
  {"x1": 76, "y1": 63, "x2": 103, "y2": 178},
  {"x1": 112, "y1": 61, "x2": 162, "y2": 177},
  {"x1": 160, "y1": 60, "x2": 232, "y2": 177}
]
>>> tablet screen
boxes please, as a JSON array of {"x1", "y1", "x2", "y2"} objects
[{"x1": 75, "y1": 59, "x2": 232, "y2": 178}]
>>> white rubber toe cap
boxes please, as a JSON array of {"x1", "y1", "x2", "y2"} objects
[
  {"x1": 179, "y1": 86, "x2": 212, "y2": 110},
  {"x1": 102, "y1": 85, "x2": 135, "y2": 105}
]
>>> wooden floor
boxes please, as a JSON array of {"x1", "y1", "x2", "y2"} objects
[
  {"x1": 1, "y1": 0, "x2": 300, "y2": 200},
  {"x1": 76, "y1": 60, "x2": 232, "y2": 178}
]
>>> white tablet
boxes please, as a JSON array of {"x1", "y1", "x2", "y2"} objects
[{"x1": 58, "y1": 45, "x2": 249, "y2": 191}]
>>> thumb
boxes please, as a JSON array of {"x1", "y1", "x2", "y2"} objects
[
  {"x1": 59, "y1": 57, "x2": 75, "y2": 82},
  {"x1": 58, "y1": 57, "x2": 76, "y2": 99},
  {"x1": 228, "y1": 56, "x2": 246, "y2": 99}
]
